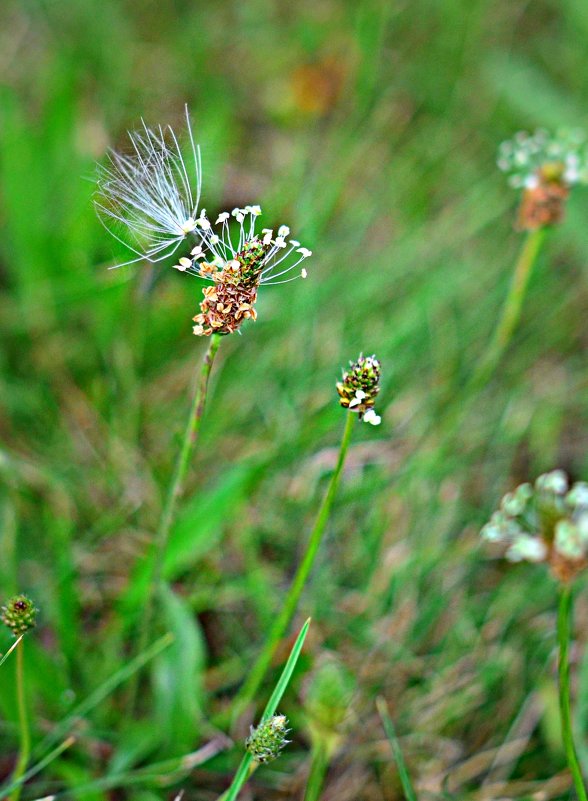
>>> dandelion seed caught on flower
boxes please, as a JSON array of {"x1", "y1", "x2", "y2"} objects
[{"x1": 95, "y1": 106, "x2": 203, "y2": 268}]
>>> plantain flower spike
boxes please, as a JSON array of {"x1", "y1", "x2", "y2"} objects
[
  {"x1": 497, "y1": 129, "x2": 588, "y2": 230},
  {"x1": 245, "y1": 714, "x2": 291, "y2": 764},
  {"x1": 95, "y1": 110, "x2": 312, "y2": 335},
  {"x1": 1, "y1": 595, "x2": 38, "y2": 637},
  {"x1": 481, "y1": 470, "x2": 588, "y2": 582},
  {"x1": 186, "y1": 207, "x2": 311, "y2": 336},
  {"x1": 337, "y1": 353, "x2": 381, "y2": 425}
]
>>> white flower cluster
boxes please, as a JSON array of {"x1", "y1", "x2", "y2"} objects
[
  {"x1": 481, "y1": 470, "x2": 588, "y2": 564},
  {"x1": 497, "y1": 129, "x2": 588, "y2": 189},
  {"x1": 173, "y1": 205, "x2": 311, "y2": 285}
]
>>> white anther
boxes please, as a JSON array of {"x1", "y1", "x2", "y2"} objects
[{"x1": 363, "y1": 409, "x2": 381, "y2": 426}]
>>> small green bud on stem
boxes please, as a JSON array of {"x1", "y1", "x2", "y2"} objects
[
  {"x1": 245, "y1": 714, "x2": 291, "y2": 764},
  {"x1": 1, "y1": 595, "x2": 37, "y2": 638}
]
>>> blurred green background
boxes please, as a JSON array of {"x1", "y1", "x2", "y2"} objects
[{"x1": 2, "y1": 0, "x2": 588, "y2": 798}]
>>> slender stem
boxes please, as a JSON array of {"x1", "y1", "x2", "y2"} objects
[
  {"x1": 557, "y1": 585, "x2": 588, "y2": 801},
  {"x1": 303, "y1": 743, "x2": 329, "y2": 801},
  {"x1": 9, "y1": 639, "x2": 30, "y2": 801},
  {"x1": 0, "y1": 635, "x2": 23, "y2": 669},
  {"x1": 472, "y1": 228, "x2": 546, "y2": 390},
  {"x1": 130, "y1": 333, "x2": 222, "y2": 709},
  {"x1": 232, "y1": 412, "x2": 355, "y2": 723},
  {"x1": 221, "y1": 757, "x2": 255, "y2": 801}
]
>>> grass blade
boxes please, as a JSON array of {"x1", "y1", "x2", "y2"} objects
[
  {"x1": 222, "y1": 618, "x2": 311, "y2": 801},
  {"x1": 0, "y1": 635, "x2": 23, "y2": 668},
  {"x1": 376, "y1": 697, "x2": 418, "y2": 801}
]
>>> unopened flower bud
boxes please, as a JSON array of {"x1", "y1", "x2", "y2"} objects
[
  {"x1": 1, "y1": 595, "x2": 38, "y2": 637},
  {"x1": 245, "y1": 714, "x2": 290, "y2": 764}
]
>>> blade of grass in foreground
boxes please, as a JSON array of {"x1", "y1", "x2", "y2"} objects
[
  {"x1": 221, "y1": 618, "x2": 311, "y2": 801},
  {"x1": 0, "y1": 635, "x2": 23, "y2": 668},
  {"x1": 32, "y1": 633, "x2": 174, "y2": 759},
  {"x1": 377, "y1": 697, "x2": 418, "y2": 801},
  {"x1": 0, "y1": 737, "x2": 75, "y2": 799}
]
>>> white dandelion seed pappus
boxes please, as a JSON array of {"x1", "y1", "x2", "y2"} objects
[
  {"x1": 181, "y1": 205, "x2": 312, "y2": 285},
  {"x1": 95, "y1": 105, "x2": 203, "y2": 269}
]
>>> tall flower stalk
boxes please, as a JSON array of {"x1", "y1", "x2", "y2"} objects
[
  {"x1": 131, "y1": 331, "x2": 222, "y2": 699},
  {"x1": 472, "y1": 227, "x2": 545, "y2": 389},
  {"x1": 557, "y1": 585, "x2": 587, "y2": 801},
  {"x1": 2, "y1": 595, "x2": 38, "y2": 801},
  {"x1": 96, "y1": 109, "x2": 313, "y2": 706},
  {"x1": 481, "y1": 471, "x2": 588, "y2": 797},
  {"x1": 472, "y1": 129, "x2": 588, "y2": 389},
  {"x1": 232, "y1": 355, "x2": 381, "y2": 721}
]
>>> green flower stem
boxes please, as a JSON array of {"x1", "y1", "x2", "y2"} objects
[
  {"x1": 9, "y1": 638, "x2": 30, "y2": 801},
  {"x1": 557, "y1": 585, "x2": 587, "y2": 801},
  {"x1": 222, "y1": 619, "x2": 311, "y2": 801},
  {"x1": 231, "y1": 412, "x2": 356, "y2": 723},
  {"x1": 472, "y1": 227, "x2": 546, "y2": 390},
  {"x1": 131, "y1": 333, "x2": 222, "y2": 709},
  {"x1": 303, "y1": 742, "x2": 329, "y2": 801}
]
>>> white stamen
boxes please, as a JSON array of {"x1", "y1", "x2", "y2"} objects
[{"x1": 363, "y1": 409, "x2": 381, "y2": 426}]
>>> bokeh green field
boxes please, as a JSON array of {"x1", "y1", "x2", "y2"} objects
[{"x1": 3, "y1": 0, "x2": 588, "y2": 798}]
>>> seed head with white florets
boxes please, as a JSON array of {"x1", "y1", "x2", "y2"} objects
[
  {"x1": 481, "y1": 470, "x2": 588, "y2": 582},
  {"x1": 497, "y1": 129, "x2": 588, "y2": 230},
  {"x1": 177, "y1": 206, "x2": 312, "y2": 336},
  {"x1": 336, "y1": 354, "x2": 382, "y2": 425},
  {"x1": 95, "y1": 106, "x2": 203, "y2": 269}
]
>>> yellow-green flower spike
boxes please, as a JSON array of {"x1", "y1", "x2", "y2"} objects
[
  {"x1": 1, "y1": 595, "x2": 38, "y2": 637},
  {"x1": 245, "y1": 714, "x2": 291, "y2": 764}
]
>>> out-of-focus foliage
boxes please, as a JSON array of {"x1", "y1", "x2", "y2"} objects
[{"x1": 2, "y1": 0, "x2": 588, "y2": 798}]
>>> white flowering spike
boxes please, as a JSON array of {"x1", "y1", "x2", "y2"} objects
[
  {"x1": 481, "y1": 471, "x2": 588, "y2": 580},
  {"x1": 95, "y1": 106, "x2": 203, "y2": 269},
  {"x1": 180, "y1": 206, "x2": 312, "y2": 286},
  {"x1": 497, "y1": 129, "x2": 588, "y2": 189}
]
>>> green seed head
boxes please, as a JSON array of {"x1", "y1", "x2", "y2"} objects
[
  {"x1": 245, "y1": 714, "x2": 290, "y2": 764},
  {"x1": 1, "y1": 595, "x2": 38, "y2": 637}
]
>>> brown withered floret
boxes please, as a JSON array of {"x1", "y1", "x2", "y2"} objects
[
  {"x1": 517, "y1": 164, "x2": 570, "y2": 231},
  {"x1": 192, "y1": 238, "x2": 270, "y2": 337}
]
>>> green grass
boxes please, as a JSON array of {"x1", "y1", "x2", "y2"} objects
[{"x1": 3, "y1": 0, "x2": 588, "y2": 798}]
